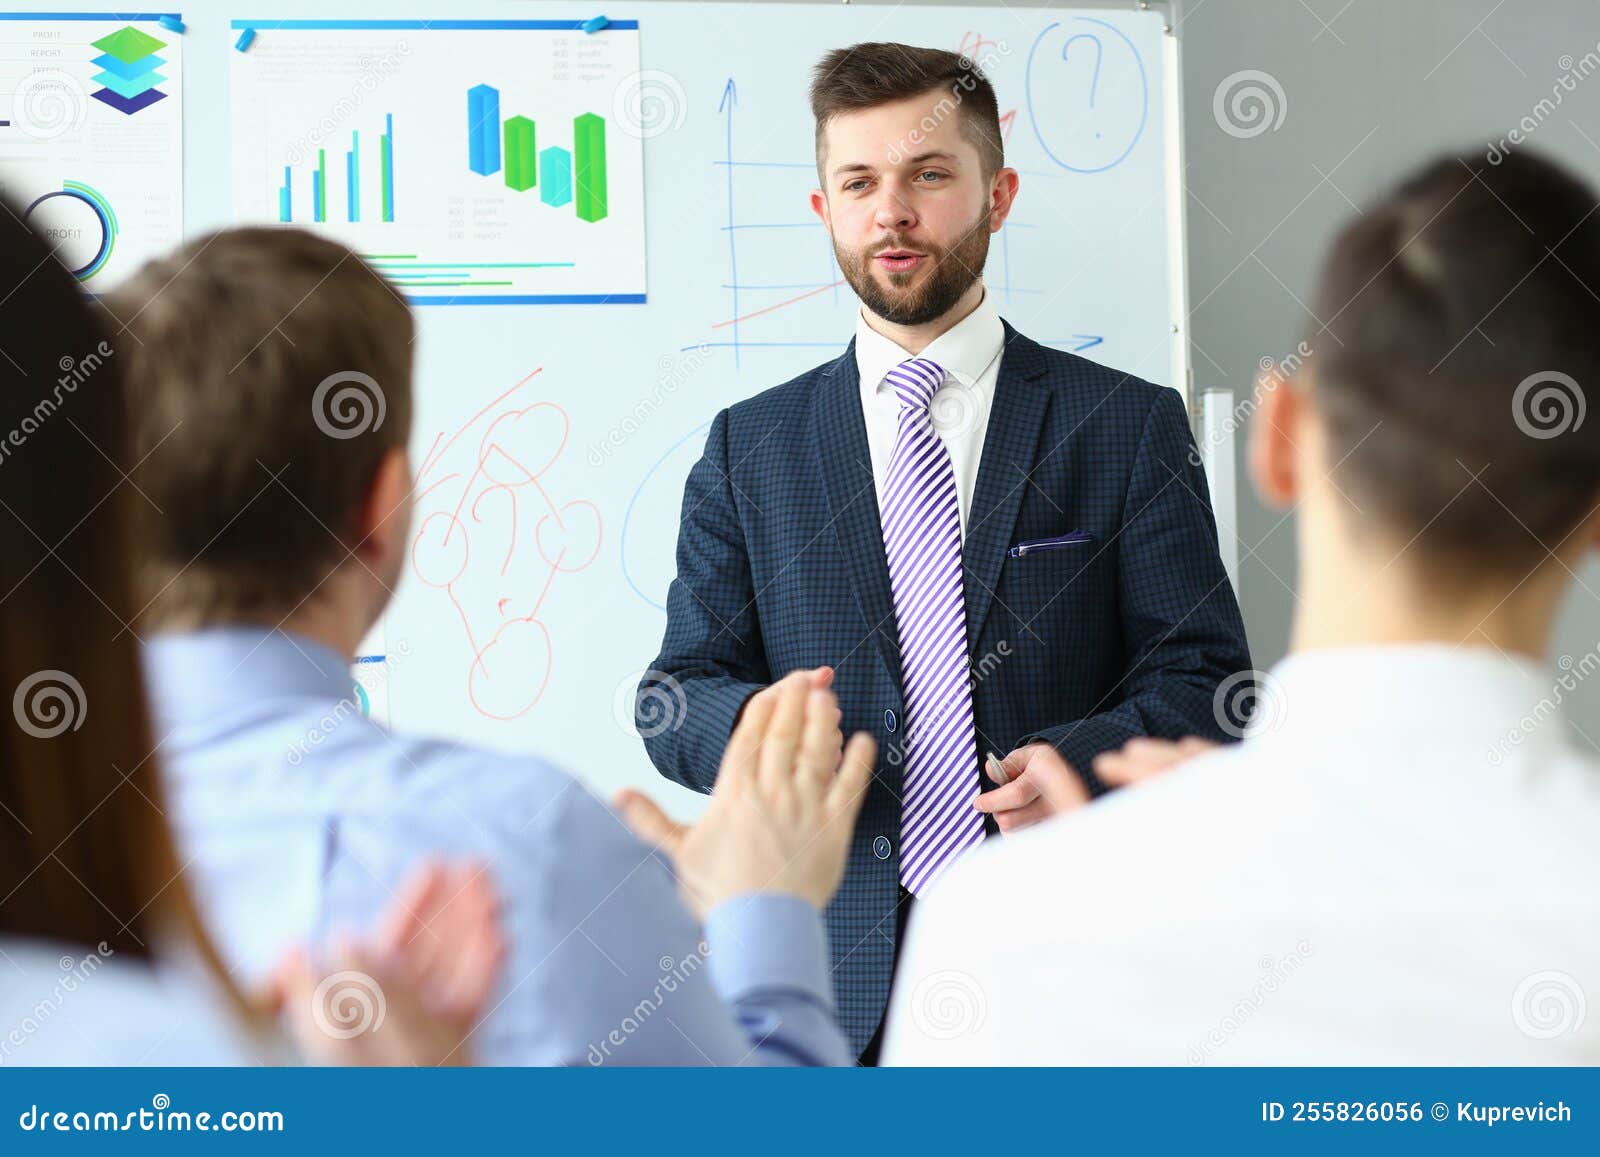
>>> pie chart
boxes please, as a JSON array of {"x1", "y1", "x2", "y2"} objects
[{"x1": 23, "y1": 180, "x2": 117, "y2": 281}]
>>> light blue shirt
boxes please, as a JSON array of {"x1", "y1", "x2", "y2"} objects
[
  {"x1": 145, "y1": 627, "x2": 850, "y2": 1066},
  {"x1": 0, "y1": 938, "x2": 251, "y2": 1066}
]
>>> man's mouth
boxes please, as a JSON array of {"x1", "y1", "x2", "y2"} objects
[{"x1": 874, "y1": 250, "x2": 927, "y2": 273}]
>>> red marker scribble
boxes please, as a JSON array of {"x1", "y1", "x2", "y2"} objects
[
  {"x1": 958, "y1": 30, "x2": 1004, "y2": 63},
  {"x1": 409, "y1": 368, "x2": 602, "y2": 721}
]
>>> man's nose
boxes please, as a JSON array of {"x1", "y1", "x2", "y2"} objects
[{"x1": 872, "y1": 185, "x2": 917, "y2": 231}]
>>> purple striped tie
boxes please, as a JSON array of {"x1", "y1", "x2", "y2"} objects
[{"x1": 880, "y1": 357, "x2": 984, "y2": 894}]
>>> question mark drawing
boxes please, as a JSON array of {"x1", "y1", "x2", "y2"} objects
[
  {"x1": 1062, "y1": 33, "x2": 1104, "y2": 138},
  {"x1": 1026, "y1": 18, "x2": 1148, "y2": 174}
]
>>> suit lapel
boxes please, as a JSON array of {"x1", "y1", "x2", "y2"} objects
[
  {"x1": 813, "y1": 341, "x2": 904, "y2": 690},
  {"x1": 963, "y1": 321, "x2": 1052, "y2": 646}
]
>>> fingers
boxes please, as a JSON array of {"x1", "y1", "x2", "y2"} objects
[
  {"x1": 827, "y1": 732, "x2": 877, "y2": 819},
  {"x1": 997, "y1": 748, "x2": 1030, "y2": 784},
  {"x1": 261, "y1": 946, "x2": 312, "y2": 1014},
  {"x1": 613, "y1": 788, "x2": 688, "y2": 855},
  {"x1": 371, "y1": 859, "x2": 449, "y2": 962},
  {"x1": 1092, "y1": 736, "x2": 1215, "y2": 787},
  {"x1": 721, "y1": 686, "x2": 778, "y2": 792},
  {"x1": 1032, "y1": 760, "x2": 1090, "y2": 813},
  {"x1": 417, "y1": 863, "x2": 492, "y2": 981},
  {"x1": 432, "y1": 873, "x2": 506, "y2": 1023},
  {"x1": 757, "y1": 673, "x2": 810, "y2": 793},
  {"x1": 993, "y1": 796, "x2": 1056, "y2": 834},
  {"x1": 972, "y1": 773, "x2": 1041, "y2": 814},
  {"x1": 795, "y1": 688, "x2": 845, "y2": 785}
]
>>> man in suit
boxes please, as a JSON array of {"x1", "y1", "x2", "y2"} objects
[{"x1": 639, "y1": 42, "x2": 1251, "y2": 1060}]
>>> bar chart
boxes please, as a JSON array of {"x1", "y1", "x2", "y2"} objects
[
  {"x1": 465, "y1": 85, "x2": 607, "y2": 222},
  {"x1": 277, "y1": 114, "x2": 395, "y2": 225},
  {"x1": 231, "y1": 20, "x2": 645, "y2": 304}
]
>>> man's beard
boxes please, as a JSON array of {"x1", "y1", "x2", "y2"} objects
[{"x1": 835, "y1": 209, "x2": 992, "y2": 327}]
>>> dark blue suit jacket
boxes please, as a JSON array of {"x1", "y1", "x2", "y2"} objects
[{"x1": 640, "y1": 322, "x2": 1251, "y2": 1053}]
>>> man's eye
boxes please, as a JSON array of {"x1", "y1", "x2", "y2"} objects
[
  {"x1": 917, "y1": 171, "x2": 946, "y2": 183},
  {"x1": 845, "y1": 179, "x2": 870, "y2": 192}
]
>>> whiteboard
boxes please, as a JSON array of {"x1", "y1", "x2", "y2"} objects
[{"x1": 72, "y1": 1, "x2": 1191, "y2": 808}]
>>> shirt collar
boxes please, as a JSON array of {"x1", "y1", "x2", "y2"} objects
[
  {"x1": 854, "y1": 286, "x2": 1004, "y2": 399},
  {"x1": 1244, "y1": 642, "x2": 1558, "y2": 751},
  {"x1": 142, "y1": 626, "x2": 354, "y2": 727}
]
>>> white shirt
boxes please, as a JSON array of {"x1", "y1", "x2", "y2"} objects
[
  {"x1": 883, "y1": 644, "x2": 1600, "y2": 1065},
  {"x1": 855, "y1": 288, "x2": 1005, "y2": 541}
]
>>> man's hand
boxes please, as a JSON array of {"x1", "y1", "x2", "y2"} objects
[
  {"x1": 1092, "y1": 736, "x2": 1216, "y2": 787},
  {"x1": 615, "y1": 671, "x2": 875, "y2": 921},
  {"x1": 732, "y1": 666, "x2": 836, "y2": 733},
  {"x1": 972, "y1": 742, "x2": 1090, "y2": 834},
  {"x1": 266, "y1": 861, "x2": 506, "y2": 1066}
]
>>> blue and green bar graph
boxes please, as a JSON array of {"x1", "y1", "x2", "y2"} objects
[
  {"x1": 277, "y1": 115, "x2": 394, "y2": 224},
  {"x1": 465, "y1": 84, "x2": 607, "y2": 222}
]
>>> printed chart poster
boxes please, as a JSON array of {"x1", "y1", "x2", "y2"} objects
[
  {"x1": 230, "y1": 19, "x2": 647, "y2": 304},
  {"x1": 0, "y1": 13, "x2": 183, "y2": 289}
]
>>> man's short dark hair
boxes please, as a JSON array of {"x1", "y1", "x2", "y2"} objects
[
  {"x1": 105, "y1": 228, "x2": 414, "y2": 628},
  {"x1": 810, "y1": 42, "x2": 1003, "y2": 180},
  {"x1": 1309, "y1": 148, "x2": 1600, "y2": 580}
]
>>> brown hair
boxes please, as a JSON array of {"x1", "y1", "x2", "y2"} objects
[
  {"x1": 104, "y1": 228, "x2": 414, "y2": 629},
  {"x1": 0, "y1": 198, "x2": 241, "y2": 1009},
  {"x1": 1308, "y1": 149, "x2": 1600, "y2": 579},
  {"x1": 810, "y1": 42, "x2": 1004, "y2": 179}
]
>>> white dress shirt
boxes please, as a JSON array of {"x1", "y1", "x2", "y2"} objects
[
  {"x1": 883, "y1": 644, "x2": 1600, "y2": 1064},
  {"x1": 855, "y1": 288, "x2": 1005, "y2": 541}
]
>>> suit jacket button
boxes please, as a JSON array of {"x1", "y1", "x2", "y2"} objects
[
  {"x1": 873, "y1": 835, "x2": 892, "y2": 860},
  {"x1": 884, "y1": 708, "x2": 898, "y2": 733}
]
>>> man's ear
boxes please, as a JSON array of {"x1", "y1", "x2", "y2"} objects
[
  {"x1": 810, "y1": 187, "x2": 830, "y2": 230},
  {"x1": 1246, "y1": 373, "x2": 1304, "y2": 509},
  {"x1": 355, "y1": 446, "x2": 412, "y2": 566},
  {"x1": 987, "y1": 167, "x2": 1020, "y2": 231}
]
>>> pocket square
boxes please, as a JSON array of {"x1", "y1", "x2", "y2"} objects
[{"x1": 1007, "y1": 531, "x2": 1093, "y2": 558}]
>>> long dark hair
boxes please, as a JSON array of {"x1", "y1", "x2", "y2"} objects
[{"x1": 0, "y1": 195, "x2": 239, "y2": 1004}]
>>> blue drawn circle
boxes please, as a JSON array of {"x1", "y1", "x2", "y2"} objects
[
  {"x1": 620, "y1": 418, "x2": 714, "y2": 610},
  {"x1": 1026, "y1": 18, "x2": 1149, "y2": 175}
]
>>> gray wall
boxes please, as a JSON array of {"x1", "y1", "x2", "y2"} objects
[{"x1": 1179, "y1": 0, "x2": 1600, "y2": 742}]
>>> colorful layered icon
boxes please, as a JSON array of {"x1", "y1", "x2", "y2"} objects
[{"x1": 89, "y1": 25, "x2": 168, "y2": 115}]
